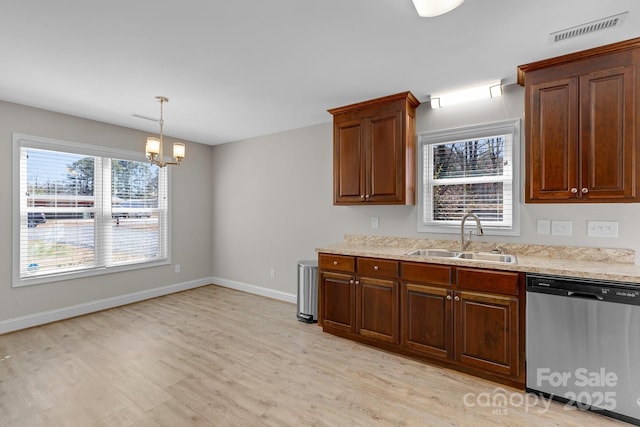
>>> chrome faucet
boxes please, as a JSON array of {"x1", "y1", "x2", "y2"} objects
[{"x1": 460, "y1": 212, "x2": 484, "y2": 252}]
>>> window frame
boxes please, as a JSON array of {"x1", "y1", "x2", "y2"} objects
[
  {"x1": 12, "y1": 133, "x2": 172, "y2": 287},
  {"x1": 416, "y1": 119, "x2": 521, "y2": 236}
]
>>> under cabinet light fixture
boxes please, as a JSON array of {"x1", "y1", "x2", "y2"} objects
[
  {"x1": 411, "y1": 0, "x2": 464, "y2": 17},
  {"x1": 430, "y1": 81, "x2": 502, "y2": 109}
]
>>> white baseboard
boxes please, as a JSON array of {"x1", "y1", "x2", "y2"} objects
[
  {"x1": 0, "y1": 277, "x2": 211, "y2": 335},
  {"x1": 211, "y1": 276, "x2": 297, "y2": 304}
]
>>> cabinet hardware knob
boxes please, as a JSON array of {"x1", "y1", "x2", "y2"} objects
[
  {"x1": 360, "y1": 195, "x2": 365, "y2": 199},
  {"x1": 333, "y1": 261, "x2": 338, "y2": 265},
  {"x1": 349, "y1": 280, "x2": 354, "y2": 285},
  {"x1": 355, "y1": 280, "x2": 360, "y2": 285},
  {"x1": 365, "y1": 194, "x2": 370, "y2": 199},
  {"x1": 454, "y1": 296, "x2": 460, "y2": 301},
  {"x1": 581, "y1": 187, "x2": 589, "y2": 194},
  {"x1": 373, "y1": 265, "x2": 379, "y2": 270},
  {"x1": 570, "y1": 188, "x2": 578, "y2": 194},
  {"x1": 446, "y1": 295, "x2": 452, "y2": 300}
]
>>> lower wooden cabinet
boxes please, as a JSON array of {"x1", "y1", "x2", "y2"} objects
[
  {"x1": 319, "y1": 271, "x2": 355, "y2": 333},
  {"x1": 401, "y1": 286, "x2": 520, "y2": 379},
  {"x1": 319, "y1": 253, "x2": 525, "y2": 388},
  {"x1": 402, "y1": 283, "x2": 451, "y2": 360},
  {"x1": 319, "y1": 255, "x2": 399, "y2": 344},
  {"x1": 357, "y1": 276, "x2": 399, "y2": 344},
  {"x1": 454, "y1": 291, "x2": 519, "y2": 378}
]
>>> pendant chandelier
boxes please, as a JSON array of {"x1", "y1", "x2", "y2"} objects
[{"x1": 145, "y1": 96, "x2": 185, "y2": 167}]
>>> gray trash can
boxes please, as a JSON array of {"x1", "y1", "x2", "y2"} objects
[{"x1": 297, "y1": 260, "x2": 318, "y2": 323}]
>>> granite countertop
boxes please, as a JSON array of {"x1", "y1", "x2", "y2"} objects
[{"x1": 316, "y1": 234, "x2": 640, "y2": 284}]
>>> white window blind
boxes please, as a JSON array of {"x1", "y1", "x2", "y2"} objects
[
  {"x1": 14, "y1": 135, "x2": 169, "y2": 286},
  {"x1": 417, "y1": 120, "x2": 520, "y2": 235}
]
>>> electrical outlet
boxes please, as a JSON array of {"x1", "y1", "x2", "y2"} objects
[
  {"x1": 371, "y1": 216, "x2": 379, "y2": 228},
  {"x1": 551, "y1": 220, "x2": 573, "y2": 237},
  {"x1": 270, "y1": 268, "x2": 276, "y2": 279},
  {"x1": 587, "y1": 221, "x2": 619, "y2": 238},
  {"x1": 536, "y1": 219, "x2": 550, "y2": 235},
  {"x1": 174, "y1": 264, "x2": 181, "y2": 273}
]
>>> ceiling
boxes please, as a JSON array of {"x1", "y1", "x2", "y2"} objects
[{"x1": 1, "y1": 0, "x2": 638, "y2": 146}]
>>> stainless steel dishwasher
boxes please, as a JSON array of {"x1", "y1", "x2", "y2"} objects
[{"x1": 526, "y1": 274, "x2": 640, "y2": 425}]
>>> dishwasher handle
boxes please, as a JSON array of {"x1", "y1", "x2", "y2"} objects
[{"x1": 567, "y1": 291, "x2": 604, "y2": 301}]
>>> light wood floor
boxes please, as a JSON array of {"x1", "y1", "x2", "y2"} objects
[{"x1": 0, "y1": 285, "x2": 628, "y2": 426}]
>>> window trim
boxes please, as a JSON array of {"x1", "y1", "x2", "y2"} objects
[
  {"x1": 416, "y1": 119, "x2": 521, "y2": 236},
  {"x1": 12, "y1": 133, "x2": 172, "y2": 287}
]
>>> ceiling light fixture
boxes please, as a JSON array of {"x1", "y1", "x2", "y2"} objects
[
  {"x1": 411, "y1": 0, "x2": 464, "y2": 17},
  {"x1": 430, "y1": 81, "x2": 503, "y2": 109},
  {"x1": 145, "y1": 96, "x2": 185, "y2": 167}
]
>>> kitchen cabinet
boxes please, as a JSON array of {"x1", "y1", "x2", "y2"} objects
[
  {"x1": 455, "y1": 268, "x2": 521, "y2": 378},
  {"x1": 454, "y1": 291, "x2": 518, "y2": 377},
  {"x1": 355, "y1": 258, "x2": 399, "y2": 344},
  {"x1": 518, "y1": 37, "x2": 640, "y2": 202},
  {"x1": 319, "y1": 253, "x2": 526, "y2": 387},
  {"x1": 401, "y1": 263, "x2": 522, "y2": 380},
  {"x1": 319, "y1": 270, "x2": 355, "y2": 333},
  {"x1": 318, "y1": 254, "x2": 399, "y2": 344},
  {"x1": 318, "y1": 254, "x2": 356, "y2": 333},
  {"x1": 401, "y1": 262, "x2": 453, "y2": 360},
  {"x1": 328, "y1": 91, "x2": 419, "y2": 205}
]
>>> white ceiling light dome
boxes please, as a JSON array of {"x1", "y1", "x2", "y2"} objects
[{"x1": 412, "y1": 0, "x2": 464, "y2": 17}]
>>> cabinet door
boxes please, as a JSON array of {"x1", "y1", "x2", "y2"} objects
[
  {"x1": 366, "y1": 109, "x2": 404, "y2": 203},
  {"x1": 454, "y1": 291, "x2": 519, "y2": 378},
  {"x1": 319, "y1": 271, "x2": 355, "y2": 333},
  {"x1": 580, "y1": 63, "x2": 637, "y2": 200},
  {"x1": 401, "y1": 283, "x2": 451, "y2": 360},
  {"x1": 334, "y1": 118, "x2": 365, "y2": 204},
  {"x1": 527, "y1": 76, "x2": 580, "y2": 201},
  {"x1": 356, "y1": 276, "x2": 399, "y2": 343}
]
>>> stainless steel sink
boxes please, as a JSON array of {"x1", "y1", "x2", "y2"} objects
[
  {"x1": 405, "y1": 249, "x2": 459, "y2": 258},
  {"x1": 405, "y1": 249, "x2": 517, "y2": 264},
  {"x1": 457, "y1": 252, "x2": 517, "y2": 264}
]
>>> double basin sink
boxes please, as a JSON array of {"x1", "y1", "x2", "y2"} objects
[{"x1": 405, "y1": 248, "x2": 517, "y2": 264}]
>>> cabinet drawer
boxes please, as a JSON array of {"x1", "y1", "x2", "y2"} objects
[
  {"x1": 357, "y1": 257, "x2": 399, "y2": 278},
  {"x1": 456, "y1": 268, "x2": 520, "y2": 296},
  {"x1": 319, "y1": 254, "x2": 355, "y2": 273},
  {"x1": 400, "y1": 262, "x2": 452, "y2": 287}
]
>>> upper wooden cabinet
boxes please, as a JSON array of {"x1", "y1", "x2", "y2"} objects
[
  {"x1": 328, "y1": 92, "x2": 420, "y2": 205},
  {"x1": 518, "y1": 38, "x2": 640, "y2": 203}
]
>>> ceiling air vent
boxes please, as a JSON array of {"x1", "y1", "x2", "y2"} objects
[{"x1": 549, "y1": 12, "x2": 627, "y2": 44}]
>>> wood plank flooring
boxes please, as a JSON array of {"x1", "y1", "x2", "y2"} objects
[{"x1": 0, "y1": 285, "x2": 628, "y2": 426}]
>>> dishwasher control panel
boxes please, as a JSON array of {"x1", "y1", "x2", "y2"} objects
[{"x1": 527, "y1": 274, "x2": 640, "y2": 306}]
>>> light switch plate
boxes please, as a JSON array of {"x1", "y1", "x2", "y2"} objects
[
  {"x1": 587, "y1": 220, "x2": 619, "y2": 238},
  {"x1": 536, "y1": 219, "x2": 551, "y2": 235},
  {"x1": 551, "y1": 220, "x2": 573, "y2": 236},
  {"x1": 371, "y1": 216, "x2": 379, "y2": 228}
]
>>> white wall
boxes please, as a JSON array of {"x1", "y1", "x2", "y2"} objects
[
  {"x1": 211, "y1": 84, "x2": 640, "y2": 297},
  {"x1": 0, "y1": 101, "x2": 214, "y2": 326},
  {"x1": 4, "y1": 82, "x2": 636, "y2": 324}
]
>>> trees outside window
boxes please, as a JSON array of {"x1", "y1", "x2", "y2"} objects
[
  {"x1": 14, "y1": 135, "x2": 169, "y2": 287},
  {"x1": 417, "y1": 120, "x2": 520, "y2": 236}
]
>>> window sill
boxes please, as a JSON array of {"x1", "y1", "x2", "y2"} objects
[
  {"x1": 419, "y1": 223, "x2": 520, "y2": 237},
  {"x1": 13, "y1": 258, "x2": 170, "y2": 288}
]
